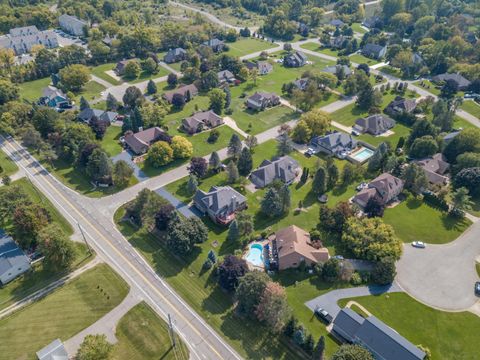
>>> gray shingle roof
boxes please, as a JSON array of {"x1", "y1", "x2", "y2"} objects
[
  {"x1": 36, "y1": 339, "x2": 68, "y2": 360},
  {"x1": 250, "y1": 156, "x2": 299, "y2": 188},
  {"x1": 0, "y1": 232, "x2": 30, "y2": 281},
  {"x1": 432, "y1": 73, "x2": 471, "y2": 89},
  {"x1": 311, "y1": 131, "x2": 357, "y2": 153},
  {"x1": 0, "y1": 26, "x2": 58, "y2": 55},
  {"x1": 194, "y1": 186, "x2": 246, "y2": 216},
  {"x1": 362, "y1": 43, "x2": 386, "y2": 58},
  {"x1": 333, "y1": 308, "x2": 364, "y2": 339},
  {"x1": 354, "y1": 114, "x2": 395, "y2": 135}
]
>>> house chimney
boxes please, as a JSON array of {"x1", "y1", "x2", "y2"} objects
[{"x1": 230, "y1": 196, "x2": 237, "y2": 212}]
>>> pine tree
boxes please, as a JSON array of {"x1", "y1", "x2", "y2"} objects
[
  {"x1": 132, "y1": 106, "x2": 143, "y2": 132},
  {"x1": 228, "y1": 134, "x2": 242, "y2": 159},
  {"x1": 237, "y1": 147, "x2": 253, "y2": 176},
  {"x1": 279, "y1": 184, "x2": 291, "y2": 214},
  {"x1": 80, "y1": 96, "x2": 90, "y2": 111},
  {"x1": 207, "y1": 250, "x2": 217, "y2": 263},
  {"x1": 224, "y1": 86, "x2": 231, "y2": 108},
  {"x1": 277, "y1": 133, "x2": 293, "y2": 156},
  {"x1": 147, "y1": 79, "x2": 157, "y2": 95},
  {"x1": 186, "y1": 174, "x2": 198, "y2": 195},
  {"x1": 122, "y1": 116, "x2": 133, "y2": 133},
  {"x1": 209, "y1": 151, "x2": 221, "y2": 172},
  {"x1": 227, "y1": 161, "x2": 239, "y2": 184},
  {"x1": 303, "y1": 334, "x2": 315, "y2": 355},
  {"x1": 106, "y1": 93, "x2": 118, "y2": 111},
  {"x1": 284, "y1": 316, "x2": 297, "y2": 338},
  {"x1": 327, "y1": 163, "x2": 339, "y2": 190},
  {"x1": 312, "y1": 166, "x2": 327, "y2": 195},
  {"x1": 313, "y1": 335, "x2": 325, "y2": 360},
  {"x1": 261, "y1": 188, "x2": 283, "y2": 217},
  {"x1": 227, "y1": 219, "x2": 240, "y2": 241}
]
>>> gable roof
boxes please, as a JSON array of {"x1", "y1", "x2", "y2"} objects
[
  {"x1": 414, "y1": 153, "x2": 450, "y2": 184},
  {"x1": 330, "y1": 19, "x2": 345, "y2": 27},
  {"x1": 124, "y1": 127, "x2": 168, "y2": 154},
  {"x1": 284, "y1": 51, "x2": 307, "y2": 66},
  {"x1": 354, "y1": 114, "x2": 395, "y2": 135},
  {"x1": 257, "y1": 61, "x2": 273, "y2": 73},
  {"x1": 0, "y1": 26, "x2": 58, "y2": 55},
  {"x1": 385, "y1": 96, "x2": 417, "y2": 114},
  {"x1": 311, "y1": 131, "x2": 357, "y2": 151},
  {"x1": 193, "y1": 186, "x2": 246, "y2": 216},
  {"x1": 250, "y1": 156, "x2": 299, "y2": 187},
  {"x1": 432, "y1": 73, "x2": 471, "y2": 89},
  {"x1": 362, "y1": 43, "x2": 386, "y2": 57},
  {"x1": 36, "y1": 339, "x2": 68, "y2": 360},
  {"x1": 163, "y1": 84, "x2": 198, "y2": 103},
  {"x1": 0, "y1": 232, "x2": 30, "y2": 280},
  {"x1": 358, "y1": 173, "x2": 404, "y2": 204},
  {"x1": 333, "y1": 308, "x2": 365, "y2": 338},
  {"x1": 203, "y1": 38, "x2": 224, "y2": 47},
  {"x1": 218, "y1": 69, "x2": 235, "y2": 81},
  {"x1": 78, "y1": 108, "x2": 118, "y2": 123},
  {"x1": 41, "y1": 86, "x2": 66, "y2": 100},
  {"x1": 323, "y1": 64, "x2": 352, "y2": 76},
  {"x1": 183, "y1": 110, "x2": 223, "y2": 131}
]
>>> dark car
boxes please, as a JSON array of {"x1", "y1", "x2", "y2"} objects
[
  {"x1": 314, "y1": 307, "x2": 333, "y2": 324},
  {"x1": 475, "y1": 282, "x2": 480, "y2": 296}
]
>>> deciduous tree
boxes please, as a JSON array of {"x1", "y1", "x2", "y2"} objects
[{"x1": 255, "y1": 282, "x2": 291, "y2": 333}]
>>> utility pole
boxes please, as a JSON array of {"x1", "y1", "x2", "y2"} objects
[
  {"x1": 168, "y1": 314, "x2": 176, "y2": 348},
  {"x1": 77, "y1": 222, "x2": 92, "y2": 255}
]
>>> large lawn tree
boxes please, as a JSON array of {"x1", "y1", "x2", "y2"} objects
[
  {"x1": 236, "y1": 271, "x2": 270, "y2": 317},
  {"x1": 59, "y1": 64, "x2": 91, "y2": 92},
  {"x1": 255, "y1": 281, "x2": 291, "y2": 333},
  {"x1": 37, "y1": 224, "x2": 77, "y2": 270},
  {"x1": 217, "y1": 255, "x2": 248, "y2": 291},
  {"x1": 113, "y1": 160, "x2": 133, "y2": 188},
  {"x1": 147, "y1": 141, "x2": 173, "y2": 167},
  {"x1": 77, "y1": 334, "x2": 114, "y2": 360}
]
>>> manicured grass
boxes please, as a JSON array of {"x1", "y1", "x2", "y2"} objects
[
  {"x1": 383, "y1": 195, "x2": 471, "y2": 244},
  {"x1": 461, "y1": 100, "x2": 480, "y2": 119},
  {"x1": 338, "y1": 292, "x2": 480, "y2": 360},
  {"x1": 378, "y1": 65, "x2": 404, "y2": 79},
  {"x1": 163, "y1": 95, "x2": 211, "y2": 136},
  {"x1": 0, "y1": 264, "x2": 129, "y2": 359},
  {"x1": 113, "y1": 302, "x2": 189, "y2": 360},
  {"x1": 300, "y1": 43, "x2": 340, "y2": 58},
  {"x1": 351, "y1": 23, "x2": 368, "y2": 34},
  {"x1": 18, "y1": 77, "x2": 51, "y2": 102},
  {"x1": 0, "y1": 152, "x2": 18, "y2": 177},
  {"x1": 349, "y1": 53, "x2": 379, "y2": 66},
  {"x1": 126, "y1": 67, "x2": 169, "y2": 84},
  {"x1": 414, "y1": 79, "x2": 441, "y2": 96},
  {"x1": 225, "y1": 38, "x2": 276, "y2": 58},
  {"x1": 476, "y1": 262, "x2": 480, "y2": 278},
  {"x1": 73, "y1": 80, "x2": 106, "y2": 104},
  {"x1": 90, "y1": 62, "x2": 122, "y2": 85},
  {"x1": 102, "y1": 126, "x2": 123, "y2": 157},
  {"x1": 188, "y1": 125, "x2": 243, "y2": 157}
]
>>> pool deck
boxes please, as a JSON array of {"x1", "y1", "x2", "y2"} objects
[{"x1": 347, "y1": 146, "x2": 374, "y2": 164}]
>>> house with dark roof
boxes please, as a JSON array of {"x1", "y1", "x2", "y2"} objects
[
  {"x1": 323, "y1": 64, "x2": 352, "y2": 77},
  {"x1": 163, "y1": 48, "x2": 187, "y2": 63},
  {"x1": 193, "y1": 186, "x2": 247, "y2": 225},
  {"x1": 38, "y1": 86, "x2": 70, "y2": 109},
  {"x1": 414, "y1": 153, "x2": 450, "y2": 185},
  {"x1": 443, "y1": 130, "x2": 461, "y2": 144},
  {"x1": 293, "y1": 78, "x2": 309, "y2": 91},
  {"x1": 332, "y1": 308, "x2": 426, "y2": 360},
  {"x1": 217, "y1": 70, "x2": 236, "y2": 84},
  {"x1": 182, "y1": 110, "x2": 224, "y2": 134},
  {"x1": 432, "y1": 73, "x2": 471, "y2": 91},
  {"x1": 361, "y1": 43, "x2": 387, "y2": 59},
  {"x1": 115, "y1": 59, "x2": 138, "y2": 76},
  {"x1": 310, "y1": 131, "x2": 358, "y2": 158},
  {"x1": 353, "y1": 173, "x2": 404, "y2": 208},
  {"x1": 123, "y1": 127, "x2": 170, "y2": 155},
  {"x1": 0, "y1": 231, "x2": 31, "y2": 285},
  {"x1": 59, "y1": 14, "x2": 88, "y2": 36},
  {"x1": 163, "y1": 84, "x2": 199, "y2": 103},
  {"x1": 36, "y1": 339, "x2": 68, "y2": 360},
  {"x1": 250, "y1": 156, "x2": 300, "y2": 188},
  {"x1": 384, "y1": 96, "x2": 417, "y2": 116},
  {"x1": 329, "y1": 35, "x2": 348, "y2": 49},
  {"x1": 203, "y1": 38, "x2": 225, "y2": 52},
  {"x1": 353, "y1": 114, "x2": 396, "y2": 136},
  {"x1": 284, "y1": 51, "x2": 308, "y2": 68},
  {"x1": 330, "y1": 19, "x2": 345, "y2": 28},
  {"x1": 78, "y1": 108, "x2": 119, "y2": 124},
  {"x1": 362, "y1": 16, "x2": 381, "y2": 29},
  {"x1": 245, "y1": 92, "x2": 280, "y2": 111},
  {"x1": 0, "y1": 26, "x2": 58, "y2": 55}
]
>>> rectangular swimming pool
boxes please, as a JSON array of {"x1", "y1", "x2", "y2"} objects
[{"x1": 349, "y1": 147, "x2": 374, "y2": 163}]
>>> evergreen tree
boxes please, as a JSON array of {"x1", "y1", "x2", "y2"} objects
[
  {"x1": 327, "y1": 163, "x2": 339, "y2": 190},
  {"x1": 227, "y1": 160, "x2": 239, "y2": 183},
  {"x1": 261, "y1": 188, "x2": 283, "y2": 217},
  {"x1": 122, "y1": 116, "x2": 133, "y2": 133},
  {"x1": 227, "y1": 219, "x2": 240, "y2": 241},
  {"x1": 80, "y1": 96, "x2": 90, "y2": 111},
  {"x1": 209, "y1": 151, "x2": 221, "y2": 172},
  {"x1": 207, "y1": 249, "x2": 217, "y2": 263},
  {"x1": 106, "y1": 93, "x2": 118, "y2": 111},
  {"x1": 312, "y1": 166, "x2": 327, "y2": 195},
  {"x1": 186, "y1": 174, "x2": 198, "y2": 195},
  {"x1": 131, "y1": 106, "x2": 143, "y2": 132},
  {"x1": 303, "y1": 334, "x2": 315, "y2": 355},
  {"x1": 279, "y1": 184, "x2": 291, "y2": 214},
  {"x1": 224, "y1": 86, "x2": 231, "y2": 108},
  {"x1": 237, "y1": 147, "x2": 253, "y2": 176},
  {"x1": 283, "y1": 316, "x2": 297, "y2": 338},
  {"x1": 277, "y1": 133, "x2": 293, "y2": 156},
  {"x1": 313, "y1": 335, "x2": 325, "y2": 360},
  {"x1": 228, "y1": 134, "x2": 242, "y2": 159},
  {"x1": 147, "y1": 79, "x2": 157, "y2": 95}
]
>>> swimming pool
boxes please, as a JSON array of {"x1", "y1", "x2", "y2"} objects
[
  {"x1": 244, "y1": 243, "x2": 264, "y2": 267},
  {"x1": 350, "y1": 147, "x2": 374, "y2": 163}
]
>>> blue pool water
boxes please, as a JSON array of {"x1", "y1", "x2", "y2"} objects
[
  {"x1": 245, "y1": 243, "x2": 264, "y2": 267},
  {"x1": 351, "y1": 147, "x2": 374, "y2": 162}
]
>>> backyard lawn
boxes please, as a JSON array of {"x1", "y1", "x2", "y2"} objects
[
  {"x1": 225, "y1": 38, "x2": 277, "y2": 58},
  {"x1": 349, "y1": 53, "x2": 379, "y2": 66},
  {"x1": 383, "y1": 195, "x2": 471, "y2": 244},
  {"x1": 0, "y1": 152, "x2": 18, "y2": 177},
  {"x1": 18, "y1": 77, "x2": 51, "y2": 102},
  {"x1": 299, "y1": 43, "x2": 340, "y2": 58},
  {"x1": 90, "y1": 62, "x2": 122, "y2": 86},
  {"x1": 461, "y1": 100, "x2": 480, "y2": 119},
  {"x1": 0, "y1": 264, "x2": 129, "y2": 359},
  {"x1": 413, "y1": 79, "x2": 441, "y2": 96},
  {"x1": 338, "y1": 293, "x2": 480, "y2": 360},
  {"x1": 102, "y1": 126, "x2": 123, "y2": 157},
  {"x1": 73, "y1": 80, "x2": 106, "y2": 104},
  {"x1": 113, "y1": 302, "x2": 189, "y2": 360},
  {"x1": 126, "y1": 66, "x2": 169, "y2": 84},
  {"x1": 351, "y1": 23, "x2": 368, "y2": 34}
]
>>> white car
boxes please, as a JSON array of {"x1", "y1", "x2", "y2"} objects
[{"x1": 412, "y1": 241, "x2": 426, "y2": 248}]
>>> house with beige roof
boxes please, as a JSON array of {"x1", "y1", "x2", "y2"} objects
[
  {"x1": 269, "y1": 225, "x2": 329, "y2": 271},
  {"x1": 353, "y1": 173, "x2": 404, "y2": 208},
  {"x1": 414, "y1": 153, "x2": 450, "y2": 185}
]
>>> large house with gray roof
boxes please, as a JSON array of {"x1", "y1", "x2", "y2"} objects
[
  {"x1": 432, "y1": 73, "x2": 471, "y2": 91},
  {"x1": 361, "y1": 43, "x2": 387, "y2": 59},
  {"x1": 0, "y1": 231, "x2": 31, "y2": 285},
  {"x1": 163, "y1": 48, "x2": 187, "y2": 63},
  {"x1": 384, "y1": 96, "x2": 417, "y2": 116},
  {"x1": 78, "y1": 108, "x2": 119, "y2": 124},
  {"x1": 353, "y1": 173, "x2": 404, "y2": 208},
  {"x1": 250, "y1": 156, "x2": 300, "y2": 188},
  {"x1": 414, "y1": 153, "x2": 450, "y2": 185},
  {"x1": 0, "y1": 26, "x2": 58, "y2": 55},
  {"x1": 310, "y1": 131, "x2": 357, "y2": 158},
  {"x1": 245, "y1": 92, "x2": 280, "y2": 111},
  {"x1": 353, "y1": 114, "x2": 396, "y2": 136},
  {"x1": 59, "y1": 14, "x2": 88, "y2": 36},
  {"x1": 193, "y1": 186, "x2": 247, "y2": 225},
  {"x1": 332, "y1": 308, "x2": 426, "y2": 360},
  {"x1": 284, "y1": 51, "x2": 307, "y2": 67},
  {"x1": 323, "y1": 64, "x2": 352, "y2": 77},
  {"x1": 36, "y1": 339, "x2": 68, "y2": 360}
]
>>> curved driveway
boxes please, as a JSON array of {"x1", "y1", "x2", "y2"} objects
[{"x1": 396, "y1": 219, "x2": 480, "y2": 312}]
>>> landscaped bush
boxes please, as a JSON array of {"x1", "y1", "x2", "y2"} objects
[{"x1": 423, "y1": 191, "x2": 449, "y2": 212}]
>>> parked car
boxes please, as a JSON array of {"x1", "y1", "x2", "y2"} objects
[
  {"x1": 475, "y1": 282, "x2": 480, "y2": 296},
  {"x1": 314, "y1": 307, "x2": 333, "y2": 324},
  {"x1": 412, "y1": 241, "x2": 426, "y2": 248},
  {"x1": 332, "y1": 255, "x2": 344, "y2": 260}
]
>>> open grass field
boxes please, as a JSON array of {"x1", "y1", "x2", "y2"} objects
[
  {"x1": 338, "y1": 292, "x2": 480, "y2": 360},
  {"x1": 101, "y1": 126, "x2": 123, "y2": 157},
  {"x1": 113, "y1": 302, "x2": 189, "y2": 360},
  {"x1": 126, "y1": 66, "x2": 169, "y2": 84},
  {"x1": 225, "y1": 38, "x2": 277, "y2": 58},
  {"x1": 349, "y1": 53, "x2": 379, "y2": 66},
  {"x1": 90, "y1": 62, "x2": 122, "y2": 86},
  {"x1": 300, "y1": 43, "x2": 340, "y2": 58},
  {"x1": 0, "y1": 264, "x2": 129, "y2": 359},
  {"x1": 383, "y1": 195, "x2": 471, "y2": 244},
  {"x1": 18, "y1": 77, "x2": 51, "y2": 102},
  {"x1": 73, "y1": 80, "x2": 106, "y2": 104},
  {"x1": 461, "y1": 100, "x2": 480, "y2": 119},
  {"x1": 0, "y1": 152, "x2": 18, "y2": 177}
]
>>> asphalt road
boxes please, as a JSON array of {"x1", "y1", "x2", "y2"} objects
[{"x1": 0, "y1": 136, "x2": 242, "y2": 360}]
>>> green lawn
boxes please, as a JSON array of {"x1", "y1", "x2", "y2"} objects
[
  {"x1": 378, "y1": 65, "x2": 404, "y2": 79},
  {"x1": 0, "y1": 152, "x2": 18, "y2": 177},
  {"x1": 300, "y1": 43, "x2": 340, "y2": 58},
  {"x1": 102, "y1": 126, "x2": 123, "y2": 157},
  {"x1": 90, "y1": 62, "x2": 122, "y2": 86},
  {"x1": 73, "y1": 80, "x2": 106, "y2": 104},
  {"x1": 383, "y1": 195, "x2": 471, "y2": 244},
  {"x1": 0, "y1": 264, "x2": 129, "y2": 359},
  {"x1": 18, "y1": 77, "x2": 51, "y2": 102},
  {"x1": 413, "y1": 79, "x2": 441, "y2": 96},
  {"x1": 338, "y1": 293, "x2": 480, "y2": 360},
  {"x1": 163, "y1": 95, "x2": 211, "y2": 136},
  {"x1": 113, "y1": 302, "x2": 189, "y2": 360},
  {"x1": 351, "y1": 23, "x2": 368, "y2": 34},
  {"x1": 476, "y1": 262, "x2": 480, "y2": 277},
  {"x1": 349, "y1": 53, "x2": 380, "y2": 66},
  {"x1": 225, "y1": 38, "x2": 277, "y2": 58},
  {"x1": 126, "y1": 67, "x2": 169, "y2": 84},
  {"x1": 461, "y1": 100, "x2": 480, "y2": 119},
  {"x1": 188, "y1": 125, "x2": 243, "y2": 157}
]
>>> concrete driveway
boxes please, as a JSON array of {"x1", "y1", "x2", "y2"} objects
[{"x1": 396, "y1": 220, "x2": 480, "y2": 312}]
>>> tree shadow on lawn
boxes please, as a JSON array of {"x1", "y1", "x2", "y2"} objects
[
  {"x1": 440, "y1": 214, "x2": 471, "y2": 232},
  {"x1": 253, "y1": 210, "x2": 288, "y2": 234},
  {"x1": 201, "y1": 283, "x2": 233, "y2": 315},
  {"x1": 405, "y1": 196, "x2": 422, "y2": 210}
]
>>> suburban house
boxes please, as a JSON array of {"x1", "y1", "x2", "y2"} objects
[
  {"x1": 361, "y1": 43, "x2": 387, "y2": 59},
  {"x1": 414, "y1": 153, "x2": 450, "y2": 185},
  {"x1": 114, "y1": 59, "x2": 136, "y2": 76},
  {"x1": 432, "y1": 73, "x2": 471, "y2": 90},
  {"x1": 58, "y1": 14, "x2": 88, "y2": 36},
  {"x1": 203, "y1": 38, "x2": 225, "y2": 52},
  {"x1": 36, "y1": 339, "x2": 68, "y2": 360},
  {"x1": 163, "y1": 84, "x2": 199, "y2": 104},
  {"x1": 182, "y1": 110, "x2": 224, "y2": 134},
  {"x1": 0, "y1": 26, "x2": 58, "y2": 55},
  {"x1": 250, "y1": 156, "x2": 300, "y2": 188},
  {"x1": 78, "y1": 108, "x2": 119, "y2": 124},
  {"x1": 217, "y1": 70, "x2": 236, "y2": 84},
  {"x1": 332, "y1": 308, "x2": 426, "y2": 360},
  {"x1": 353, "y1": 114, "x2": 396, "y2": 136},
  {"x1": 284, "y1": 51, "x2": 308, "y2": 67},
  {"x1": 123, "y1": 127, "x2": 170, "y2": 155},
  {"x1": 329, "y1": 35, "x2": 348, "y2": 49},
  {"x1": 310, "y1": 131, "x2": 358, "y2": 158},
  {"x1": 257, "y1": 61, "x2": 273, "y2": 75},
  {"x1": 353, "y1": 173, "x2": 404, "y2": 208},
  {"x1": 0, "y1": 231, "x2": 31, "y2": 285},
  {"x1": 163, "y1": 47, "x2": 187, "y2": 63},
  {"x1": 412, "y1": 52, "x2": 424, "y2": 66},
  {"x1": 269, "y1": 225, "x2": 330, "y2": 271},
  {"x1": 38, "y1": 86, "x2": 70, "y2": 109},
  {"x1": 245, "y1": 92, "x2": 280, "y2": 111},
  {"x1": 330, "y1": 19, "x2": 345, "y2": 28},
  {"x1": 362, "y1": 16, "x2": 381, "y2": 29},
  {"x1": 193, "y1": 186, "x2": 247, "y2": 225},
  {"x1": 323, "y1": 64, "x2": 352, "y2": 77},
  {"x1": 385, "y1": 96, "x2": 417, "y2": 116},
  {"x1": 102, "y1": 34, "x2": 116, "y2": 46},
  {"x1": 293, "y1": 78, "x2": 309, "y2": 91}
]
